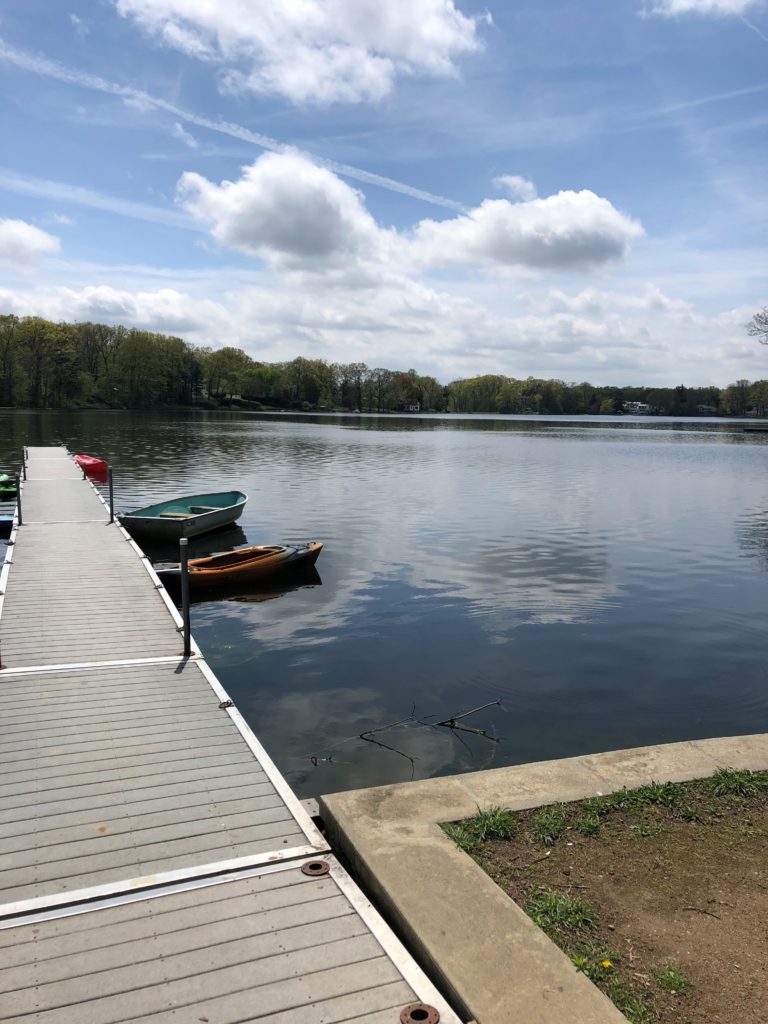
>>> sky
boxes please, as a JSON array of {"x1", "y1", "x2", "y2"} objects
[{"x1": 0, "y1": 0, "x2": 766, "y2": 386}]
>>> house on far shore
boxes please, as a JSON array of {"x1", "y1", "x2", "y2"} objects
[
  {"x1": 403, "y1": 402, "x2": 421, "y2": 413},
  {"x1": 696, "y1": 404, "x2": 718, "y2": 415},
  {"x1": 624, "y1": 401, "x2": 650, "y2": 414}
]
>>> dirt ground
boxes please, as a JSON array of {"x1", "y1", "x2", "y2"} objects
[{"x1": 469, "y1": 778, "x2": 768, "y2": 1024}]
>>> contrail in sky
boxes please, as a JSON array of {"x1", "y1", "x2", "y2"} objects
[
  {"x1": 652, "y1": 80, "x2": 768, "y2": 115},
  {"x1": 0, "y1": 38, "x2": 467, "y2": 213},
  {"x1": 0, "y1": 166, "x2": 196, "y2": 229},
  {"x1": 741, "y1": 16, "x2": 768, "y2": 43}
]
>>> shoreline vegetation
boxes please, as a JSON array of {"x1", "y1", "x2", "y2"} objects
[
  {"x1": 444, "y1": 768, "x2": 768, "y2": 1024},
  {"x1": 2, "y1": 313, "x2": 768, "y2": 416}
]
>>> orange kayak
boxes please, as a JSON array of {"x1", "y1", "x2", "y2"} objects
[{"x1": 170, "y1": 542, "x2": 323, "y2": 588}]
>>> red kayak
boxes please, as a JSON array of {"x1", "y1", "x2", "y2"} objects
[{"x1": 74, "y1": 454, "x2": 109, "y2": 480}]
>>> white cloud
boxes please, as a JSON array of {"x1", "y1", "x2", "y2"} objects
[
  {"x1": 69, "y1": 13, "x2": 89, "y2": 34},
  {"x1": 1, "y1": 269, "x2": 765, "y2": 386},
  {"x1": 171, "y1": 121, "x2": 199, "y2": 148},
  {"x1": 0, "y1": 219, "x2": 60, "y2": 265},
  {"x1": 493, "y1": 175, "x2": 537, "y2": 202},
  {"x1": 413, "y1": 191, "x2": 644, "y2": 271},
  {"x1": 115, "y1": 0, "x2": 486, "y2": 104},
  {"x1": 177, "y1": 153, "x2": 643, "y2": 276},
  {"x1": 0, "y1": 283, "x2": 232, "y2": 335},
  {"x1": 177, "y1": 151, "x2": 385, "y2": 267},
  {"x1": 648, "y1": 0, "x2": 761, "y2": 14},
  {"x1": 49, "y1": 212, "x2": 76, "y2": 226}
]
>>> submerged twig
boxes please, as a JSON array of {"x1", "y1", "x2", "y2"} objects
[
  {"x1": 305, "y1": 696, "x2": 504, "y2": 771},
  {"x1": 433, "y1": 698, "x2": 503, "y2": 728},
  {"x1": 359, "y1": 733, "x2": 417, "y2": 779}
]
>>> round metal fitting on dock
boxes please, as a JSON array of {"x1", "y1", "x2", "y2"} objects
[
  {"x1": 300, "y1": 860, "x2": 330, "y2": 877},
  {"x1": 400, "y1": 1003, "x2": 440, "y2": 1024}
]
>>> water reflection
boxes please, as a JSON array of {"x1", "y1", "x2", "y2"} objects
[
  {"x1": 186, "y1": 566, "x2": 322, "y2": 606},
  {"x1": 737, "y1": 508, "x2": 768, "y2": 573},
  {"x1": 3, "y1": 409, "x2": 768, "y2": 798},
  {"x1": 140, "y1": 525, "x2": 249, "y2": 564}
]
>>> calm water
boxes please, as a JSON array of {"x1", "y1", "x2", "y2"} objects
[{"x1": 2, "y1": 410, "x2": 768, "y2": 797}]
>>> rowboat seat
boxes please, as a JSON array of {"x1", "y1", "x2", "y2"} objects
[
  {"x1": 158, "y1": 511, "x2": 196, "y2": 519},
  {"x1": 189, "y1": 505, "x2": 219, "y2": 513}
]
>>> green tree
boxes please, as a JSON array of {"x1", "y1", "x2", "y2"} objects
[
  {"x1": 204, "y1": 347, "x2": 254, "y2": 401},
  {"x1": 0, "y1": 314, "x2": 19, "y2": 406}
]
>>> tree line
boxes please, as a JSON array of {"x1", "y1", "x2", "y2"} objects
[{"x1": 1, "y1": 312, "x2": 768, "y2": 417}]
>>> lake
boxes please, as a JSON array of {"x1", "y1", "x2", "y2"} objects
[{"x1": 2, "y1": 409, "x2": 768, "y2": 798}]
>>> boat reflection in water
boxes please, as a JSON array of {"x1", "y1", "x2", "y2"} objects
[
  {"x1": 140, "y1": 525, "x2": 248, "y2": 565},
  {"x1": 190, "y1": 565, "x2": 323, "y2": 606}
]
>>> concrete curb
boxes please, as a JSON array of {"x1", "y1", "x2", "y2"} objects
[{"x1": 320, "y1": 733, "x2": 768, "y2": 1024}]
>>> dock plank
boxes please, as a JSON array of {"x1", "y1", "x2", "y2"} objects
[
  {"x1": 0, "y1": 661, "x2": 310, "y2": 904},
  {"x1": 0, "y1": 860, "x2": 441, "y2": 1024},
  {"x1": 0, "y1": 518, "x2": 181, "y2": 666}
]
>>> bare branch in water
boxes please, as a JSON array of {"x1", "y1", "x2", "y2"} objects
[
  {"x1": 433, "y1": 698, "x2": 503, "y2": 728},
  {"x1": 305, "y1": 697, "x2": 503, "y2": 771},
  {"x1": 359, "y1": 731, "x2": 417, "y2": 780}
]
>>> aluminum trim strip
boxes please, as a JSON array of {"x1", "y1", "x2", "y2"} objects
[
  {"x1": 0, "y1": 656, "x2": 199, "y2": 677},
  {"x1": 0, "y1": 845, "x2": 322, "y2": 926}
]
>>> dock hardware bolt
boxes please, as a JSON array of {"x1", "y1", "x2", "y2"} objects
[
  {"x1": 400, "y1": 1005, "x2": 440, "y2": 1024},
  {"x1": 300, "y1": 860, "x2": 330, "y2": 877},
  {"x1": 218, "y1": 699, "x2": 233, "y2": 709}
]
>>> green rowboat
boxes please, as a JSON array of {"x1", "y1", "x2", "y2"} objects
[{"x1": 117, "y1": 490, "x2": 247, "y2": 540}]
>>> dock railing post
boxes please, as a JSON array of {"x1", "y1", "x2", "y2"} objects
[
  {"x1": 15, "y1": 473, "x2": 22, "y2": 526},
  {"x1": 180, "y1": 537, "x2": 192, "y2": 657},
  {"x1": 108, "y1": 466, "x2": 114, "y2": 524}
]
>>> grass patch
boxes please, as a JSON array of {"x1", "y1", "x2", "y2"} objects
[
  {"x1": 468, "y1": 806, "x2": 517, "y2": 842},
  {"x1": 570, "y1": 938, "x2": 619, "y2": 981},
  {"x1": 575, "y1": 810, "x2": 602, "y2": 836},
  {"x1": 607, "y1": 982, "x2": 654, "y2": 1024},
  {"x1": 629, "y1": 822, "x2": 666, "y2": 839},
  {"x1": 653, "y1": 963, "x2": 692, "y2": 996},
  {"x1": 709, "y1": 766, "x2": 768, "y2": 797},
  {"x1": 441, "y1": 805, "x2": 516, "y2": 853},
  {"x1": 530, "y1": 803, "x2": 567, "y2": 845},
  {"x1": 526, "y1": 886, "x2": 597, "y2": 931},
  {"x1": 441, "y1": 822, "x2": 479, "y2": 853},
  {"x1": 610, "y1": 781, "x2": 684, "y2": 812}
]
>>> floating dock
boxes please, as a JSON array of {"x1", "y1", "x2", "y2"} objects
[{"x1": 0, "y1": 447, "x2": 459, "y2": 1024}]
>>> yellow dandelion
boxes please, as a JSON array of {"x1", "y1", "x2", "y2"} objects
[{"x1": 601, "y1": 960, "x2": 613, "y2": 969}]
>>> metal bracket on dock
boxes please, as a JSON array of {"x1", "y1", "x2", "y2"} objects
[
  {"x1": 300, "y1": 860, "x2": 330, "y2": 877},
  {"x1": 400, "y1": 1004, "x2": 440, "y2": 1024}
]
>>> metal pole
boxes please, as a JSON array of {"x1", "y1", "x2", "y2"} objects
[
  {"x1": 15, "y1": 474, "x2": 22, "y2": 526},
  {"x1": 180, "y1": 537, "x2": 192, "y2": 657},
  {"x1": 108, "y1": 466, "x2": 114, "y2": 524}
]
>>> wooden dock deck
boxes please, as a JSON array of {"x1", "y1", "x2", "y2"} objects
[{"x1": 0, "y1": 447, "x2": 460, "y2": 1024}]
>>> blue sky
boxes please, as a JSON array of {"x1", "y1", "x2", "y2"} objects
[{"x1": 0, "y1": 0, "x2": 766, "y2": 385}]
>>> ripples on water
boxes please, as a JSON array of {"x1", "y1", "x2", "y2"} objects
[{"x1": 2, "y1": 410, "x2": 768, "y2": 797}]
